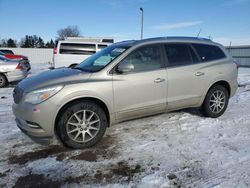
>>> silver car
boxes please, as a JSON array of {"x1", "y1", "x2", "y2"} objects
[
  {"x1": 12, "y1": 37, "x2": 238, "y2": 149},
  {"x1": 0, "y1": 55, "x2": 30, "y2": 87}
]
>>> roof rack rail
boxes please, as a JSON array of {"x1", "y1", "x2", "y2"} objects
[{"x1": 135, "y1": 36, "x2": 212, "y2": 43}]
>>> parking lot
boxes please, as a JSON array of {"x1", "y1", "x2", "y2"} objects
[{"x1": 0, "y1": 64, "x2": 250, "y2": 188}]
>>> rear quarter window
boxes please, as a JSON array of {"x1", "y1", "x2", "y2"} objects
[{"x1": 192, "y1": 44, "x2": 226, "y2": 62}]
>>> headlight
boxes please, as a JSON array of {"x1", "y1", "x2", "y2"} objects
[{"x1": 24, "y1": 85, "x2": 63, "y2": 104}]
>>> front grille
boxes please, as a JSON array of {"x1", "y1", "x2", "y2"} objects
[{"x1": 13, "y1": 85, "x2": 23, "y2": 104}]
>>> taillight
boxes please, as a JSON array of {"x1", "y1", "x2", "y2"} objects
[
  {"x1": 16, "y1": 63, "x2": 24, "y2": 70},
  {"x1": 236, "y1": 63, "x2": 240, "y2": 69},
  {"x1": 53, "y1": 47, "x2": 57, "y2": 54}
]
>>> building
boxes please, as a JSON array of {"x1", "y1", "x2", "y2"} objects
[{"x1": 226, "y1": 45, "x2": 250, "y2": 67}]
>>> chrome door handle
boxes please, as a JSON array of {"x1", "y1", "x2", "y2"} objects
[
  {"x1": 154, "y1": 78, "x2": 165, "y2": 83},
  {"x1": 195, "y1": 72, "x2": 205, "y2": 76}
]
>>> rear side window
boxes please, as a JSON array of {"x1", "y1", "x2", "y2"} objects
[
  {"x1": 98, "y1": 44, "x2": 108, "y2": 49},
  {"x1": 102, "y1": 39, "x2": 114, "y2": 43},
  {"x1": 59, "y1": 43, "x2": 96, "y2": 55},
  {"x1": 192, "y1": 44, "x2": 226, "y2": 62},
  {"x1": 164, "y1": 44, "x2": 199, "y2": 66}
]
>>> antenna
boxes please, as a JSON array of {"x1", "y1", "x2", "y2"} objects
[
  {"x1": 208, "y1": 35, "x2": 213, "y2": 40},
  {"x1": 197, "y1": 28, "x2": 202, "y2": 38}
]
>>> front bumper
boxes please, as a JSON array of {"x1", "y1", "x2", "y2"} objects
[
  {"x1": 16, "y1": 118, "x2": 52, "y2": 145},
  {"x1": 12, "y1": 100, "x2": 59, "y2": 145}
]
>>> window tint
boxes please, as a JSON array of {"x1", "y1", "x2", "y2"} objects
[
  {"x1": 98, "y1": 44, "x2": 108, "y2": 49},
  {"x1": 120, "y1": 45, "x2": 162, "y2": 72},
  {"x1": 165, "y1": 44, "x2": 196, "y2": 66},
  {"x1": 192, "y1": 44, "x2": 226, "y2": 62},
  {"x1": 102, "y1": 39, "x2": 114, "y2": 43},
  {"x1": 59, "y1": 43, "x2": 96, "y2": 55}
]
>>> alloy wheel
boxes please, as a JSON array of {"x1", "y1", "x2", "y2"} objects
[
  {"x1": 66, "y1": 110, "x2": 100, "y2": 143},
  {"x1": 209, "y1": 90, "x2": 226, "y2": 114}
]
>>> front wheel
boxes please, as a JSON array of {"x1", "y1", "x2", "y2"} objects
[
  {"x1": 201, "y1": 85, "x2": 229, "y2": 118},
  {"x1": 57, "y1": 101, "x2": 108, "y2": 149}
]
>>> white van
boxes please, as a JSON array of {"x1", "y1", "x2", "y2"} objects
[{"x1": 53, "y1": 37, "x2": 114, "y2": 68}]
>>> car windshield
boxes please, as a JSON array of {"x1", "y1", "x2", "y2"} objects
[{"x1": 74, "y1": 44, "x2": 130, "y2": 72}]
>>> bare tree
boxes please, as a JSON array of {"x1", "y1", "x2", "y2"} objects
[{"x1": 56, "y1": 25, "x2": 81, "y2": 40}]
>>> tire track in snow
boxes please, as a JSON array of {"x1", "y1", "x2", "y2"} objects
[{"x1": 184, "y1": 156, "x2": 250, "y2": 187}]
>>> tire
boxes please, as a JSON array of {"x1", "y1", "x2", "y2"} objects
[
  {"x1": 56, "y1": 101, "x2": 108, "y2": 149},
  {"x1": 0, "y1": 74, "x2": 7, "y2": 88},
  {"x1": 201, "y1": 85, "x2": 229, "y2": 118}
]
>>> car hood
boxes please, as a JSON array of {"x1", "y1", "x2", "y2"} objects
[{"x1": 18, "y1": 68, "x2": 91, "y2": 92}]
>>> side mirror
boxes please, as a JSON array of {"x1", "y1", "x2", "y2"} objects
[
  {"x1": 117, "y1": 62, "x2": 134, "y2": 73},
  {"x1": 68, "y1": 63, "x2": 78, "y2": 68}
]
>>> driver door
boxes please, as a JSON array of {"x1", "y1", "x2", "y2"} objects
[{"x1": 112, "y1": 44, "x2": 167, "y2": 121}]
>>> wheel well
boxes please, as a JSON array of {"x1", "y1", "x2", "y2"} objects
[
  {"x1": 54, "y1": 97, "x2": 110, "y2": 132},
  {"x1": 209, "y1": 81, "x2": 231, "y2": 96},
  {"x1": 0, "y1": 73, "x2": 8, "y2": 83}
]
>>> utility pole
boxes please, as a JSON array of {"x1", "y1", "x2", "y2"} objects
[{"x1": 140, "y1": 7, "x2": 144, "y2": 40}]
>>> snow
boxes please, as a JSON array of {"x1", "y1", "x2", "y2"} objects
[{"x1": 0, "y1": 65, "x2": 250, "y2": 187}]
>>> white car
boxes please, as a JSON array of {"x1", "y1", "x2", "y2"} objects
[
  {"x1": 52, "y1": 37, "x2": 113, "y2": 68},
  {"x1": 0, "y1": 55, "x2": 30, "y2": 87}
]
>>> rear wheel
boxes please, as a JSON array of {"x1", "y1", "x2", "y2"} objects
[
  {"x1": 0, "y1": 74, "x2": 7, "y2": 88},
  {"x1": 201, "y1": 85, "x2": 229, "y2": 118},
  {"x1": 57, "y1": 101, "x2": 107, "y2": 149}
]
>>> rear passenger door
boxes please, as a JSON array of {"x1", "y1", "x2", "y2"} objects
[{"x1": 164, "y1": 43, "x2": 206, "y2": 110}]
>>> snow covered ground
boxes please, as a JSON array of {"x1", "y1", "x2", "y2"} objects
[{"x1": 0, "y1": 64, "x2": 250, "y2": 188}]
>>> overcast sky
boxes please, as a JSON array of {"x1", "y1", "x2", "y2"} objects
[{"x1": 0, "y1": 0, "x2": 250, "y2": 45}]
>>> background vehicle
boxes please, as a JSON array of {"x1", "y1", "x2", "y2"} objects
[
  {"x1": 0, "y1": 49, "x2": 29, "y2": 61},
  {"x1": 0, "y1": 49, "x2": 14, "y2": 54},
  {"x1": 13, "y1": 37, "x2": 238, "y2": 149},
  {"x1": 0, "y1": 55, "x2": 30, "y2": 87},
  {"x1": 53, "y1": 37, "x2": 114, "y2": 68},
  {"x1": 0, "y1": 50, "x2": 30, "y2": 69}
]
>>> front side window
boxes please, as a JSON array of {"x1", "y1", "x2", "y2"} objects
[
  {"x1": 165, "y1": 44, "x2": 197, "y2": 66},
  {"x1": 192, "y1": 43, "x2": 226, "y2": 62},
  {"x1": 74, "y1": 44, "x2": 130, "y2": 72},
  {"x1": 119, "y1": 45, "x2": 163, "y2": 72}
]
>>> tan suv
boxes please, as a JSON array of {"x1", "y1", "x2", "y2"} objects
[{"x1": 12, "y1": 37, "x2": 238, "y2": 149}]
